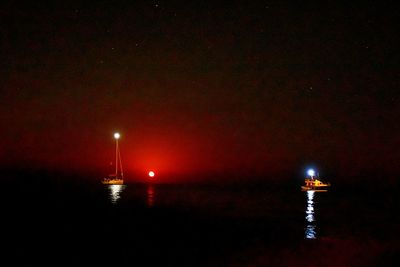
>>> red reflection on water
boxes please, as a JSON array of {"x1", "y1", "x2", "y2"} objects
[{"x1": 147, "y1": 185, "x2": 155, "y2": 207}]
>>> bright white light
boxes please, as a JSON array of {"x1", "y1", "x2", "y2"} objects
[
  {"x1": 148, "y1": 171, "x2": 155, "y2": 177},
  {"x1": 114, "y1": 133, "x2": 120, "y2": 139},
  {"x1": 307, "y1": 169, "x2": 315, "y2": 177}
]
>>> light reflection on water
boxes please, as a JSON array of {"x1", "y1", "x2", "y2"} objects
[
  {"x1": 147, "y1": 185, "x2": 155, "y2": 207},
  {"x1": 108, "y1": 185, "x2": 126, "y2": 204},
  {"x1": 305, "y1": 190, "x2": 317, "y2": 239},
  {"x1": 105, "y1": 185, "x2": 322, "y2": 240}
]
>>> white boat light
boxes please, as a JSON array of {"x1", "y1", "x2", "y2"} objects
[{"x1": 307, "y1": 169, "x2": 315, "y2": 177}]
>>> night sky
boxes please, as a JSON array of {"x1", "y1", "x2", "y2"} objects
[{"x1": 1, "y1": 1, "x2": 399, "y2": 182}]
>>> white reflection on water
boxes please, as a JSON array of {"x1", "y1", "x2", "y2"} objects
[
  {"x1": 108, "y1": 185, "x2": 126, "y2": 204},
  {"x1": 305, "y1": 190, "x2": 316, "y2": 239},
  {"x1": 147, "y1": 185, "x2": 155, "y2": 207}
]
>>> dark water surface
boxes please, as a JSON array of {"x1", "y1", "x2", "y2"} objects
[{"x1": 3, "y1": 175, "x2": 399, "y2": 266}]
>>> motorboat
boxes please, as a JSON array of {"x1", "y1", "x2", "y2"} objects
[{"x1": 301, "y1": 169, "x2": 330, "y2": 192}]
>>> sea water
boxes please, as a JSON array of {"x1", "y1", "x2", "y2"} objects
[{"x1": 3, "y1": 175, "x2": 399, "y2": 266}]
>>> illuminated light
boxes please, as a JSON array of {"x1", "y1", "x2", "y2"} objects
[
  {"x1": 307, "y1": 169, "x2": 315, "y2": 177},
  {"x1": 114, "y1": 133, "x2": 120, "y2": 139},
  {"x1": 148, "y1": 171, "x2": 155, "y2": 177}
]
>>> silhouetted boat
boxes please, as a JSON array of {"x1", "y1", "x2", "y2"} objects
[{"x1": 102, "y1": 133, "x2": 124, "y2": 185}]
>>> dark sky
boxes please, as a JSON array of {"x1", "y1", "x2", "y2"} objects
[{"x1": 1, "y1": 1, "x2": 399, "y2": 181}]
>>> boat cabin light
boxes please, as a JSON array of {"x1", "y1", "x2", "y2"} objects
[{"x1": 307, "y1": 169, "x2": 315, "y2": 177}]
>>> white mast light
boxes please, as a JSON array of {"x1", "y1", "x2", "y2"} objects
[{"x1": 114, "y1": 133, "x2": 120, "y2": 139}]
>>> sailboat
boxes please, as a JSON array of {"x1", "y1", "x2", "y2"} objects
[{"x1": 102, "y1": 132, "x2": 124, "y2": 185}]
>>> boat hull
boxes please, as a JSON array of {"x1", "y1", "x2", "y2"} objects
[
  {"x1": 301, "y1": 178, "x2": 330, "y2": 192},
  {"x1": 301, "y1": 186, "x2": 328, "y2": 192},
  {"x1": 102, "y1": 179, "x2": 124, "y2": 185}
]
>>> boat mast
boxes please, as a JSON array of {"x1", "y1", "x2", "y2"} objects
[
  {"x1": 116, "y1": 137, "x2": 118, "y2": 176},
  {"x1": 118, "y1": 146, "x2": 124, "y2": 178},
  {"x1": 114, "y1": 133, "x2": 121, "y2": 177}
]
